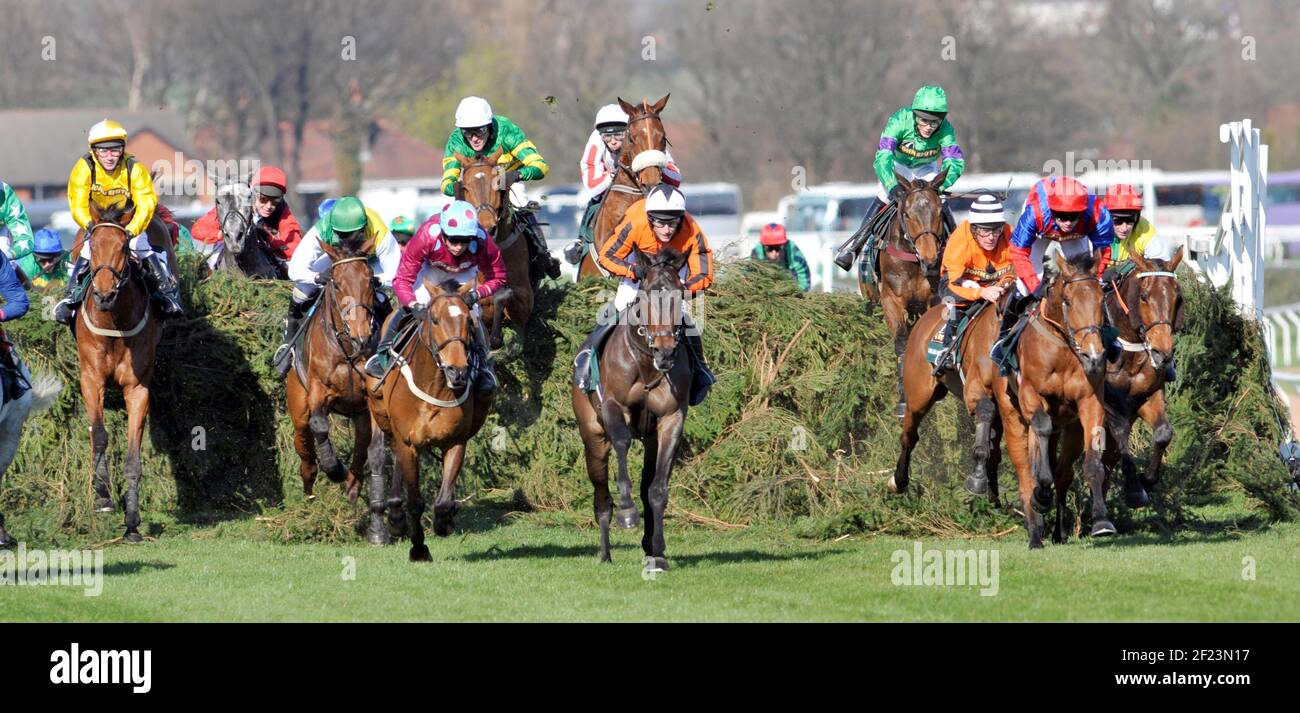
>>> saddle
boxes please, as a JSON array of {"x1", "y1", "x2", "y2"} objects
[
  {"x1": 992, "y1": 293, "x2": 1033, "y2": 376},
  {"x1": 856, "y1": 203, "x2": 899, "y2": 286},
  {"x1": 577, "y1": 322, "x2": 619, "y2": 394},
  {"x1": 926, "y1": 300, "x2": 989, "y2": 369}
]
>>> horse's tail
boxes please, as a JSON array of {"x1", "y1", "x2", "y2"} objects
[{"x1": 25, "y1": 372, "x2": 64, "y2": 414}]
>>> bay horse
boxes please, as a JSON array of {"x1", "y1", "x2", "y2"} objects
[
  {"x1": 993, "y1": 252, "x2": 1109, "y2": 548},
  {"x1": 572, "y1": 246, "x2": 692, "y2": 573},
  {"x1": 1068, "y1": 247, "x2": 1185, "y2": 513},
  {"x1": 285, "y1": 238, "x2": 378, "y2": 511},
  {"x1": 0, "y1": 357, "x2": 63, "y2": 547},
  {"x1": 212, "y1": 180, "x2": 286, "y2": 279},
  {"x1": 73, "y1": 201, "x2": 176, "y2": 542},
  {"x1": 859, "y1": 169, "x2": 949, "y2": 416},
  {"x1": 578, "y1": 95, "x2": 671, "y2": 280},
  {"x1": 891, "y1": 277, "x2": 1017, "y2": 506},
  {"x1": 454, "y1": 149, "x2": 533, "y2": 350},
  {"x1": 365, "y1": 279, "x2": 494, "y2": 560}
]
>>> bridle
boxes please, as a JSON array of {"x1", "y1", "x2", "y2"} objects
[
  {"x1": 1037, "y1": 272, "x2": 1104, "y2": 362},
  {"x1": 1106, "y1": 268, "x2": 1181, "y2": 365},
  {"x1": 613, "y1": 112, "x2": 666, "y2": 196},
  {"x1": 319, "y1": 256, "x2": 377, "y2": 366},
  {"x1": 86, "y1": 221, "x2": 134, "y2": 310},
  {"x1": 891, "y1": 186, "x2": 946, "y2": 273}
]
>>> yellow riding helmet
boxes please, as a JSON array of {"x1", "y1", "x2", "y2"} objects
[{"x1": 87, "y1": 119, "x2": 129, "y2": 148}]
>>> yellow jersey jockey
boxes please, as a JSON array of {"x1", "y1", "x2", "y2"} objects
[{"x1": 54, "y1": 119, "x2": 182, "y2": 323}]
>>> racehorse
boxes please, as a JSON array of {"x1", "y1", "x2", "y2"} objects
[
  {"x1": 1084, "y1": 247, "x2": 1185, "y2": 511},
  {"x1": 454, "y1": 149, "x2": 534, "y2": 349},
  {"x1": 572, "y1": 246, "x2": 693, "y2": 573},
  {"x1": 365, "y1": 279, "x2": 494, "y2": 560},
  {"x1": 578, "y1": 95, "x2": 671, "y2": 280},
  {"x1": 72, "y1": 201, "x2": 176, "y2": 542},
  {"x1": 993, "y1": 252, "x2": 1109, "y2": 548},
  {"x1": 891, "y1": 277, "x2": 1017, "y2": 506},
  {"x1": 212, "y1": 180, "x2": 286, "y2": 279},
  {"x1": 0, "y1": 356, "x2": 62, "y2": 547},
  {"x1": 858, "y1": 170, "x2": 949, "y2": 416},
  {"x1": 285, "y1": 238, "x2": 378, "y2": 506}
]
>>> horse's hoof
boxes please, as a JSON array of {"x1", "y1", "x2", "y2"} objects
[
  {"x1": 1028, "y1": 539, "x2": 1044, "y2": 550},
  {"x1": 964, "y1": 474, "x2": 988, "y2": 496},
  {"x1": 0, "y1": 527, "x2": 13, "y2": 549},
  {"x1": 324, "y1": 466, "x2": 347, "y2": 484},
  {"x1": 433, "y1": 522, "x2": 455, "y2": 537},
  {"x1": 1031, "y1": 486, "x2": 1054, "y2": 514},
  {"x1": 1125, "y1": 488, "x2": 1150, "y2": 509},
  {"x1": 1140, "y1": 475, "x2": 1161, "y2": 490},
  {"x1": 887, "y1": 475, "x2": 904, "y2": 494},
  {"x1": 409, "y1": 544, "x2": 432, "y2": 562},
  {"x1": 615, "y1": 507, "x2": 640, "y2": 529},
  {"x1": 367, "y1": 527, "x2": 390, "y2": 547},
  {"x1": 94, "y1": 498, "x2": 115, "y2": 513},
  {"x1": 123, "y1": 531, "x2": 143, "y2": 544},
  {"x1": 1090, "y1": 520, "x2": 1117, "y2": 537},
  {"x1": 305, "y1": 493, "x2": 317, "y2": 502}
]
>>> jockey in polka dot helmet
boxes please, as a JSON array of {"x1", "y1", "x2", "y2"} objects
[{"x1": 364, "y1": 199, "x2": 507, "y2": 389}]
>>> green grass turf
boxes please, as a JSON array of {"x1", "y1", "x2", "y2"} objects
[{"x1": 3, "y1": 496, "x2": 1296, "y2": 622}]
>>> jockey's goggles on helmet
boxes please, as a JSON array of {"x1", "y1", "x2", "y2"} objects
[
  {"x1": 462, "y1": 125, "x2": 492, "y2": 139},
  {"x1": 1111, "y1": 211, "x2": 1139, "y2": 226},
  {"x1": 445, "y1": 234, "x2": 474, "y2": 245},
  {"x1": 336, "y1": 228, "x2": 365, "y2": 244},
  {"x1": 1053, "y1": 210, "x2": 1083, "y2": 223},
  {"x1": 598, "y1": 125, "x2": 627, "y2": 137},
  {"x1": 648, "y1": 212, "x2": 683, "y2": 228}
]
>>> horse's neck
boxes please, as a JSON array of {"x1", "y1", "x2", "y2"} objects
[{"x1": 1106, "y1": 281, "x2": 1143, "y2": 342}]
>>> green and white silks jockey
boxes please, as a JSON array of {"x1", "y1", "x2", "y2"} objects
[
  {"x1": 441, "y1": 96, "x2": 560, "y2": 280},
  {"x1": 0, "y1": 180, "x2": 35, "y2": 261},
  {"x1": 834, "y1": 85, "x2": 965, "y2": 272}
]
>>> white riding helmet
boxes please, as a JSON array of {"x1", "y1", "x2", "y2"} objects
[
  {"x1": 644, "y1": 184, "x2": 686, "y2": 217},
  {"x1": 455, "y1": 96, "x2": 494, "y2": 129},
  {"x1": 594, "y1": 104, "x2": 630, "y2": 130},
  {"x1": 968, "y1": 194, "x2": 1005, "y2": 226}
]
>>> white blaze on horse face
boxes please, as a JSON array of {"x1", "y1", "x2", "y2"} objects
[{"x1": 447, "y1": 304, "x2": 463, "y2": 318}]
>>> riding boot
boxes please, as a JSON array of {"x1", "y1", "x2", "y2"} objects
[
  {"x1": 141, "y1": 253, "x2": 183, "y2": 318},
  {"x1": 364, "y1": 306, "x2": 409, "y2": 379},
  {"x1": 1164, "y1": 362, "x2": 1177, "y2": 383},
  {"x1": 932, "y1": 308, "x2": 961, "y2": 376},
  {"x1": 685, "y1": 332, "x2": 715, "y2": 407},
  {"x1": 273, "y1": 298, "x2": 309, "y2": 377},
  {"x1": 470, "y1": 331, "x2": 498, "y2": 392},
  {"x1": 574, "y1": 322, "x2": 616, "y2": 391},
  {"x1": 523, "y1": 211, "x2": 561, "y2": 279},
  {"x1": 568, "y1": 198, "x2": 601, "y2": 265},
  {"x1": 53, "y1": 257, "x2": 91, "y2": 325},
  {"x1": 989, "y1": 295, "x2": 1027, "y2": 366},
  {"x1": 941, "y1": 202, "x2": 957, "y2": 237},
  {"x1": 833, "y1": 197, "x2": 885, "y2": 271}
]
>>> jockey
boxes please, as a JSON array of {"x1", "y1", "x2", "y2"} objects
[
  {"x1": 55, "y1": 119, "x2": 182, "y2": 323},
  {"x1": 1103, "y1": 183, "x2": 1169, "y2": 270},
  {"x1": 564, "y1": 104, "x2": 683, "y2": 265},
  {"x1": 990, "y1": 175, "x2": 1114, "y2": 363},
  {"x1": 835, "y1": 85, "x2": 965, "y2": 270},
  {"x1": 575, "y1": 184, "x2": 715, "y2": 404},
  {"x1": 364, "y1": 200, "x2": 507, "y2": 390},
  {"x1": 191, "y1": 166, "x2": 303, "y2": 268},
  {"x1": 388, "y1": 215, "x2": 417, "y2": 248},
  {"x1": 441, "y1": 96, "x2": 561, "y2": 280},
  {"x1": 932, "y1": 195, "x2": 1014, "y2": 374},
  {"x1": 273, "y1": 196, "x2": 400, "y2": 375},
  {"x1": 0, "y1": 179, "x2": 35, "y2": 261},
  {"x1": 750, "y1": 223, "x2": 811, "y2": 292},
  {"x1": 0, "y1": 240, "x2": 30, "y2": 324},
  {"x1": 15, "y1": 228, "x2": 71, "y2": 289}
]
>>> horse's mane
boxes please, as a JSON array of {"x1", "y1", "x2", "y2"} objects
[
  {"x1": 1065, "y1": 250, "x2": 1097, "y2": 273},
  {"x1": 648, "y1": 246, "x2": 684, "y2": 267},
  {"x1": 96, "y1": 202, "x2": 133, "y2": 225},
  {"x1": 437, "y1": 278, "x2": 462, "y2": 295}
]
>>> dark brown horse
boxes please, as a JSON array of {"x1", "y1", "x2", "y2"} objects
[
  {"x1": 73, "y1": 202, "x2": 175, "y2": 542},
  {"x1": 572, "y1": 246, "x2": 692, "y2": 573},
  {"x1": 578, "y1": 95, "x2": 671, "y2": 280},
  {"x1": 859, "y1": 170, "x2": 949, "y2": 416},
  {"x1": 365, "y1": 280, "x2": 494, "y2": 560},
  {"x1": 285, "y1": 240, "x2": 377, "y2": 511},
  {"x1": 454, "y1": 149, "x2": 532, "y2": 349},
  {"x1": 993, "y1": 253, "x2": 1109, "y2": 548},
  {"x1": 1082, "y1": 247, "x2": 1185, "y2": 511},
  {"x1": 891, "y1": 277, "x2": 1017, "y2": 506}
]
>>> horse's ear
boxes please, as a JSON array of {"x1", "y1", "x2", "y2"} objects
[
  {"x1": 120, "y1": 201, "x2": 136, "y2": 226},
  {"x1": 650, "y1": 93, "x2": 670, "y2": 114},
  {"x1": 453, "y1": 151, "x2": 471, "y2": 167},
  {"x1": 932, "y1": 166, "x2": 948, "y2": 190},
  {"x1": 617, "y1": 97, "x2": 638, "y2": 117},
  {"x1": 1131, "y1": 248, "x2": 1151, "y2": 272},
  {"x1": 894, "y1": 171, "x2": 913, "y2": 192},
  {"x1": 488, "y1": 146, "x2": 505, "y2": 165},
  {"x1": 1053, "y1": 251, "x2": 1069, "y2": 276},
  {"x1": 454, "y1": 181, "x2": 465, "y2": 200},
  {"x1": 319, "y1": 238, "x2": 340, "y2": 262},
  {"x1": 358, "y1": 236, "x2": 375, "y2": 256},
  {"x1": 89, "y1": 201, "x2": 102, "y2": 223},
  {"x1": 1168, "y1": 245, "x2": 1185, "y2": 271}
]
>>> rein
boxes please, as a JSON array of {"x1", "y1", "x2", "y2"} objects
[
  {"x1": 393, "y1": 293, "x2": 472, "y2": 408},
  {"x1": 319, "y1": 256, "x2": 376, "y2": 372},
  {"x1": 1034, "y1": 273, "x2": 1103, "y2": 362},
  {"x1": 887, "y1": 187, "x2": 946, "y2": 272}
]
